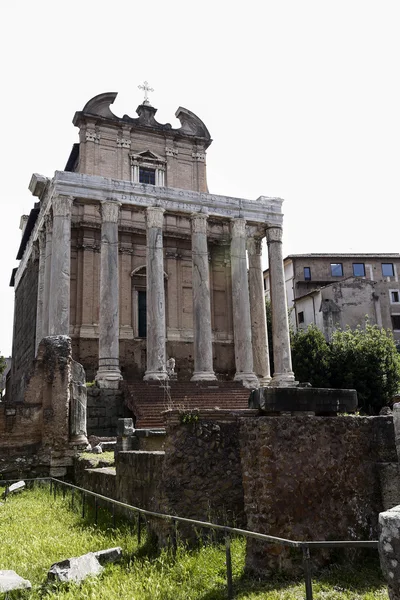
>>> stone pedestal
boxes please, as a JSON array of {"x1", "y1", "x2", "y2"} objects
[
  {"x1": 247, "y1": 237, "x2": 271, "y2": 385},
  {"x1": 144, "y1": 207, "x2": 167, "y2": 381},
  {"x1": 96, "y1": 201, "x2": 122, "y2": 389},
  {"x1": 69, "y1": 361, "x2": 88, "y2": 446},
  {"x1": 190, "y1": 213, "x2": 216, "y2": 382},
  {"x1": 266, "y1": 226, "x2": 295, "y2": 387},
  {"x1": 48, "y1": 196, "x2": 73, "y2": 336},
  {"x1": 230, "y1": 219, "x2": 258, "y2": 388}
]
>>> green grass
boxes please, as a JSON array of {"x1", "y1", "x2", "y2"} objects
[
  {"x1": 78, "y1": 451, "x2": 115, "y2": 468},
  {"x1": 0, "y1": 486, "x2": 389, "y2": 599}
]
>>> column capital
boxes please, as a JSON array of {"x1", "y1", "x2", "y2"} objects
[
  {"x1": 247, "y1": 236, "x2": 262, "y2": 256},
  {"x1": 146, "y1": 206, "x2": 165, "y2": 228},
  {"x1": 231, "y1": 217, "x2": 247, "y2": 238},
  {"x1": 100, "y1": 200, "x2": 121, "y2": 223},
  {"x1": 191, "y1": 212, "x2": 208, "y2": 234},
  {"x1": 52, "y1": 195, "x2": 73, "y2": 218},
  {"x1": 266, "y1": 225, "x2": 283, "y2": 244}
]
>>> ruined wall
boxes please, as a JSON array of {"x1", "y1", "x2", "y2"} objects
[
  {"x1": 86, "y1": 387, "x2": 128, "y2": 437},
  {"x1": 0, "y1": 336, "x2": 87, "y2": 478},
  {"x1": 9, "y1": 255, "x2": 38, "y2": 403},
  {"x1": 240, "y1": 415, "x2": 397, "y2": 575}
]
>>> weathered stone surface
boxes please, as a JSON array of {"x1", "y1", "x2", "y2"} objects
[
  {"x1": 379, "y1": 506, "x2": 400, "y2": 600},
  {"x1": 266, "y1": 226, "x2": 295, "y2": 386},
  {"x1": 249, "y1": 386, "x2": 358, "y2": 415},
  {"x1": 48, "y1": 553, "x2": 103, "y2": 583},
  {"x1": 247, "y1": 237, "x2": 271, "y2": 385},
  {"x1": 241, "y1": 415, "x2": 396, "y2": 575},
  {"x1": 0, "y1": 570, "x2": 32, "y2": 592},
  {"x1": 230, "y1": 219, "x2": 258, "y2": 388},
  {"x1": 94, "y1": 547, "x2": 122, "y2": 565},
  {"x1": 144, "y1": 207, "x2": 167, "y2": 381},
  {"x1": 190, "y1": 213, "x2": 216, "y2": 382},
  {"x1": 96, "y1": 201, "x2": 122, "y2": 388}
]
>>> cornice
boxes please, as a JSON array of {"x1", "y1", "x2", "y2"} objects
[{"x1": 52, "y1": 171, "x2": 284, "y2": 226}]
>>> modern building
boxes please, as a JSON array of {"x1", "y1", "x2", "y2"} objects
[
  {"x1": 264, "y1": 254, "x2": 400, "y2": 341},
  {"x1": 8, "y1": 90, "x2": 296, "y2": 406}
]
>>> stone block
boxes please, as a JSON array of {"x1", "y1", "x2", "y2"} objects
[
  {"x1": 379, "y1": 506, "x2": 400, "y2": 600},
  {"x1": 94, "y1": 547, "x2": 122, "y2": 565},
  {"x1": 48, "y1": 552, "x2": 103, "y2": 583},
  {"x1": 4, "y1": 480, "x2": 25, "y2": 497},
  {"x1": 0, "y1": 570, "x2": 32, "y2": 592}
]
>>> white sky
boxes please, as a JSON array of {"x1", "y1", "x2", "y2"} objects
[{"x1": 0, "y1": 0, "x2": 399, "y2": 356}]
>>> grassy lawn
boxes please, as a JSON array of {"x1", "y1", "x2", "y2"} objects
[{"x1": 0, "y1": 485, "x2": 388, "y2": 599}]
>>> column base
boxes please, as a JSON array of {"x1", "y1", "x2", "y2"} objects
[
  {"x1": 69, "y1": 434, "x2": 89, "y2": 447},
  {"x1": 234, "y1": 371, "x2": 260, "y2": 389},
  {"x1": 95, "y1": 369, "x2": 122, "y2": 389},
  {"x1": 143, "y1": 370, "x2": 168, "y2": 382},
  {"x1": 258, "y1": 376, "x2": 272, "y2": 386},
  {"x1": 191, "y1": 371, "x2": 218, "y2": 382},
  {"x1": 270, "y1": 372, "x2": 297, "y2": 387}
]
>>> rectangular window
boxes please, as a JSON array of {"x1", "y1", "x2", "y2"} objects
[
  {"x1": 138, "y1": 290, "x2": 147, "y2": 338},
  {"x1": 382, "y1": 263, "x2": 395, "y2": 277},
  {"x1": 330, "y1": 263, "x2": 343, "y2": 277},
  {"x1": 304, "y1": 267, "x2": 311, "y2": 280},
  {"x1": 353, "y1": 263, "x2": 365, "y2": 277},
  {"x1": 298, "y1": 311, "x2": 305, "y2": 324},
  {"x1": 139, "y1": 168, "x2": 156, "y2": 185},
  {"x1": 392, "y1": 315, "x2": 400, "y2": 330},
  {"x1": 391, "y1": 290, "x2": 400, "y2": 304}
]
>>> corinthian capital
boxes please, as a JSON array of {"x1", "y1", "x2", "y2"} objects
[
  {"x1": 231, "y1": 218, "x2": 247, "y2": 238},
  {"x1": 146, "y1": 206, "x2": 165, "y2": 229},
  {"x1": 52, "y1": 195, "x2": 73, "y2": 218},
  {"x1": 191, "y1": 212, "x2": 208, "y2": 234},
  {"x1": 101, "y1": 200, "x2": 121, "y2": 223},
  {"x1": 266, "y1": 226, "x2": 283, "y2": 244}
]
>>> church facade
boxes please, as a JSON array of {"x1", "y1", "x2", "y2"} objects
[{"x1": 9, "y1": 91, "x2": 294, "y2": 401}]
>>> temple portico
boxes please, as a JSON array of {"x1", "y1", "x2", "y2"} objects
[{"x1": 10, "y1": 93, "x2": 295, "y2": 401}]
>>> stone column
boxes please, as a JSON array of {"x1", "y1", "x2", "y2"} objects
[
  {"x1": 230, "y1": 218, "x2": 258, "y2": 388},
  {"x1": 95, "y1": 200, "x2": 122, "y2": 389},
  {"x1": 247, "y1": 236, "x2": 271, "y2": 385},
  {"x1": 266, "y1": 226, "x2": 295, "y2": 386},
  {"x1": 42, "y1": 214, "x2": 53, "y2": 337},
  {"x1": 144, "y1": 207, "x2": 167, "y2": 381},
  {"x1": 190, "y1": 213, "x2": 217, "y2": 382},
  {"x1": 48, "y1": 196, "x2": 73, "y2": 336},
  {"x1": 35, "y1": 230, "x2": 46, "y2": 354}
]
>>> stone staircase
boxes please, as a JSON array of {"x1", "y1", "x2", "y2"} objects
[{"x1": 124, "y1": 381, "x2": 251, "y2": 428}]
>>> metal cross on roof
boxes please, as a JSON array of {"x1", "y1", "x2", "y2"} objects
[{"x1": 138, "y1": 80, "x2": 154, "y2": 105}]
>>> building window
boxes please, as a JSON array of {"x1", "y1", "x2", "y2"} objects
[
  {"x1": 298, "y1": 311, "x2": 305, "y2": 324},
  {"x1": 330, "y1": 263, "x2": 343, "y2": 277},
  {"x1": 139, "y1": 168, "x2": 155, "y2": 185},
  {"x1": 390, "y1": 290, "x2": 400, "y2": 304},
  {"x1": 391, "y1": 315, "x2": 400, "y2": 330},
  {"x1": 138, "y1": 290, "x2": 147, "y2": 338},
  {"x1": 304, "y1": 267, "x2": 311, "y2": 281},
  {"x1": 353, "y1": 263, "x2": 365, "y2": 277},
  {"x1": 382, "y1": 263, "x2": 395, "y2": 277}
]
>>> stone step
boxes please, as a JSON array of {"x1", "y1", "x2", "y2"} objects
[{"x1": 125, "y1": 381, "x2": 250, "y2": 428}]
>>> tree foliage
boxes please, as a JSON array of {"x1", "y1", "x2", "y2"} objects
[{"x1": 291, "y1": 323, "x2": 400, "y2": 415}]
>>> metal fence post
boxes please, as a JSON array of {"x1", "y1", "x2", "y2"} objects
[
  {"x1": 137, "y1": 513, "x2": 142, "y2": 545},
  {"x1": 71, "y1": 488, "x2": 75, "y2": 510},
  {"x1": 302, "y1": 546, "x2": 313, "y2": 600},
  {"x1": 112, "y1": 503, "x2": 116, "y2": 529},
  {"x1": 171, "y1": 518, "x2": 177, "y2": 558},
  {"x1": 94, "y1": 497, "x2": 98, "y2": 525},
  {"x1": 49, "y1": 479, "x2": 53, "y2": 495},
  {"x1": 53, "y1": 481, "x2": 57, "y2": 500},
  {"x1": 82, "y1": 492, "x2": 85, "y2": 519},
  {"x1": 225, "y1": 533, "x2": 234, "y2": 600}
]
